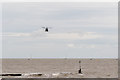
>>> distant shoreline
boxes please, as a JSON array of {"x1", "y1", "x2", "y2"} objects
[{"x1": 0, "y1": 58, "x2": 118, "y2": 59}]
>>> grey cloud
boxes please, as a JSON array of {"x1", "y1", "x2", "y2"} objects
[{"x1": 2, "y1": 3, "x2": 118, "y2": 58}]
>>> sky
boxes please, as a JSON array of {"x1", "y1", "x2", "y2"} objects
[
  {"x1": 0, "y1": 4, "x2": 2, "y2": 58},
  {"x1": 0, "y1": 0, "x2": 119, "y2": 2},
  {"x1": 1, "y1": 2, "x2": 118, "y2": 58}
]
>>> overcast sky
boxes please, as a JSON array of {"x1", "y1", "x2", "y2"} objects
[{"x1": 2, "y1": 2, "x2": 118, "y2": 58}]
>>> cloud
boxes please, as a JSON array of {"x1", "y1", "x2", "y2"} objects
[
  {"x1": 67, "y1": 44, "x2": 96, "y2": 48},
  {"x1": 67, "y1": 44, "x2": 75, "y2": 48},
  {"x1": 2, "y1": 3, "x2": 117, "y2": 58},
  {"x1": 2, "y1": 29, "x2": 103, "y2": 40},
  {"x1": 47, "y1": 32, "x2": 102, "y2": 40},
  {"x1": 2, "y1": 2, "x2": 117, "y2": 33}
]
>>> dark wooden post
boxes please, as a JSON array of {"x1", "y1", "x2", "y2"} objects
[{"x1": 78, "y1": 60, "x2": 82, "y2": 74}]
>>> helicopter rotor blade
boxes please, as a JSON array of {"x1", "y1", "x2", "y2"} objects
[{"x1": 41, "y1": 27, "x2": 45, "y2": 28}]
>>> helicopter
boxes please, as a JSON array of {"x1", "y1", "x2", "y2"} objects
[{"x1": 41, "y1": 26, "x2": 52, "y2": 32}]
